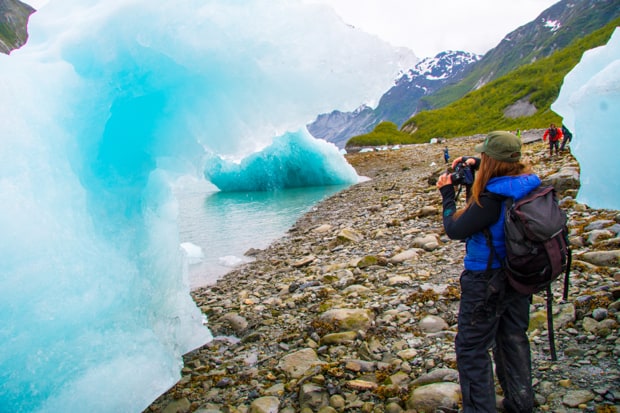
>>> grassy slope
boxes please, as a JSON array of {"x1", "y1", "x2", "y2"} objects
[
  {"x1": 344, "y1": 121, "x2": 415, "y2": 147},
  {"x1": 347, "y1": 18, "x2": 619, "y2": 147},
  {"x1": 425, "y1": 1, "x2": 620, "y2": 110}
]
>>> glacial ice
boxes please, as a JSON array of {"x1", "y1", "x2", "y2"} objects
[
  {"x1": 0, "y1": 0, "x2": 414, "y2": 411},
  {"x1": 552, "y1": 27, "x2": 620, "y2": 210}
]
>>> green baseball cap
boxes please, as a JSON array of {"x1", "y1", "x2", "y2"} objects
[{"x1": 474, "y1": 131, "x2": 522, "y2": 162}]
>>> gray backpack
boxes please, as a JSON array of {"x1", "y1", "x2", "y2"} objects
[{"x1": 486, "y1": 185, "x2": 571, "y2": 360}]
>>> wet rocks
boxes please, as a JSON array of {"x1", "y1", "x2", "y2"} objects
[{"x1": 147, "y1": 133, "x2": 619, "y2": 413}]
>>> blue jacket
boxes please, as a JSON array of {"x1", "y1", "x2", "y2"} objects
[{"x1": 464, "y1": 174, "x2": 541, "y2": 271}]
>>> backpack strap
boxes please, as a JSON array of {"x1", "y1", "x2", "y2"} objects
[
  {"x1": 546, "y1": 284, "x2": 558, "y2": 361},
  {"x1": 481, "y1": 191, "x2": 508, "y2": 271},
  {"x1": 483, "y1": 228, "x2": 506, "y2": 305},
  {"x1": 547, "y1": 247, "x2": 572, "y2": 362},
  {"x1": 483, "y1": 228, "x2": 498, "y2": 271},
  {"x1": 563, "y1": 249, "x2": 571, "y2": 301},
  {"x1": 548, "y1": 244, "x2": 571, "y2": 361}
]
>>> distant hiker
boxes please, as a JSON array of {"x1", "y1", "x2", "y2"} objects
[
  {"x1": 443, "y1": 147, "x2": 450, "y2": 164},
  {"x1": 436, "y1": 131, "x2": 536, "y2": 413},
  {"x1": 560, "y1": 124, "x2": 573, "y2": 151},
  {"x1": 543, "y1": 123, "x2": 563, "y2": 157},
  {"x1": 516, "y1": 129, "x2": 522, "y2": 138}
]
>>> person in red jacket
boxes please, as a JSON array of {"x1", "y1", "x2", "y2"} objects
[{"x1": 542, "y1": 123, "x2": 563, "y2": 157}]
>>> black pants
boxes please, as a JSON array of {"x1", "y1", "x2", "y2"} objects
[
  {"x1": 548, "y1": 140, "x2": 559, "y2": 155},
  {"x1": 559, "y1": 135, "x2": 571, "y2": 151},
  {"x1": 456, "y1": 269, "x2": 533, "y2": 413}
]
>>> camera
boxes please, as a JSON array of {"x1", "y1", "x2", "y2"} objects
[{"x1": 450, "y1": 162, "x2": 474, "y2": 186}]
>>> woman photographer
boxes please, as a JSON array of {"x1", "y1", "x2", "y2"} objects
[{"x1": 436, "y1": 131, "x2": 540, "y2": 413}]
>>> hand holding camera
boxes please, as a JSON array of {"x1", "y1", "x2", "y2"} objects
[
  {"x1": 450, "y1": 161, "x2": 474, "y2": 186},
  {"x1": 436, "y1": 156, "x2": 478, "y2": 191}
]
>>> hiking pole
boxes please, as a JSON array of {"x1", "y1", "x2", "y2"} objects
[{"x1": 563, "y1": 250, "x2": 572, "y2": 301}]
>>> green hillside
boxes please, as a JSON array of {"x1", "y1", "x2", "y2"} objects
[
  {"x1": 424, "y1": 1, "x2": 620, "y2": 111},
  {"x1": 343, "y1": 121, "x2": 418, "y2": 147},
  {"x1": 347, "y1": 18, "x2": 620, "y2": 147}
]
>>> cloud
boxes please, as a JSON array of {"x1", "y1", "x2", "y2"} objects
[
  {"x1": 306, "y1": 0, "x2": 557, "y2": 58},
  {"x1": 29, "y1": 0, "x2": 557, "y2": 58}
]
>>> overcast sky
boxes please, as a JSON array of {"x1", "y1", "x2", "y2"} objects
[
  {"x1": 306, "y1": 0, "x2": 559, "y2": 58},
  {"x1": 27, "y1": 0, "x2": 559, "y2": 59}
]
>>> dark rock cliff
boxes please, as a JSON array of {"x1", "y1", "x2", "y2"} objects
[{"x1": 0, "y1": 0, "x2": 34, "y2": 54}]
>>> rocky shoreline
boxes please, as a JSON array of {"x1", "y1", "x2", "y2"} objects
[{"x1": 146, "y1": 131, "x2": 620, "y2": 413}]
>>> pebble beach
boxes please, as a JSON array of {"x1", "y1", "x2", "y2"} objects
[{"x1": 146, "y1": 130, "x2": 620, "y2": 413}]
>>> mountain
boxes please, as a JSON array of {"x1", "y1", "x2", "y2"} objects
[
  {"x1": 422, "y1": 0, "x2": 620, "y2": 110},
  {"x1": 306, "y1": 105, "x2": 377, "y2": 151},
  {"x1": 313, "y1": 0, "x2": 620, "y2": 149},
  {"x1": 372, "y1": 51, "x2": 481, "y2": 129},
  {"x1": 0, "y1": 0, "x2": 34, "y2": 54},
  {"x1": 380, "y1": 16, "x2": 620, "y2": 145},
  {"x1": 307, "y1": 51, "x2": 480, "y2": 149}
]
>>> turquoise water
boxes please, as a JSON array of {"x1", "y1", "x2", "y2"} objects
[{"x1": 176, "y1": 181, "x2": 348, "y2": 288}]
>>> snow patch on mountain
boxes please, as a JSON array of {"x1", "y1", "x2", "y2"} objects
[
  {"x1": 308, "y1": 50, "x2": 481, "y2": 148},
  {"x1": 402, "y1": 51, "x2": 480, "y2": 83},
  {"x1": 543, "y1": 18, "x2": 561, "y2": 32}
]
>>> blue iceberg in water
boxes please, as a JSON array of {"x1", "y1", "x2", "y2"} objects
[
  {"x1": 0, "y1": 0, "x2": 413, "y2": 412},
  {"x1": 205, "y1": 130, "x2": 360, "y2": 191}
]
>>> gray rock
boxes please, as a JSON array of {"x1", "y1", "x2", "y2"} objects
[
  {"x1": 299, "y1": 383, "x2": 329, "y2": 410},
  {"x1": 220, "y1": 312, "x2": 249, "y2": 333},
  {"x1": 584, "y1": 220, "x2": 616, "y2": 231},
  {"x1": 592, "y1": 308, "x2": 608, "y2": 321},
  {"x1": 319, "y1": 308, "x2": 374, "y2": 332},
  {"x1": 406, "y1": 382, "x2": 461, "y2": 412},
  {"x1": 412, "y1": 234, "x2": 440, "y2": 251},
  {"x1": 162, "y1": 398, "x2": 191, "y2": 413},
  {"x1": 411, "y1": 368, "x2": 459, "y2": 386},
  {"x1": 562, "y1": 389, "x2": 595, "y2": 407},
  {"x1": 337, "y1": 228, "x2": 364, "y2": 243},
  {"x1": 582, "y1": 317, "x2": 600, "y2": 334},
  {"x1": 329, "y1": 394, "x2": 345, "y2": 410},
  {"x1": 292, "y1": 255, "x2": 316, "y2": 267},
  {"x1": 577, "y1": 250, "x2": 620, "y2": 266},
  {"x1": 389, "y1": 248, "x2": 421, "y2": 264},
  {"x1": 278, "y1": 348, "x2": 326, "y2": 379},
  {"x1": 313, "y1": 224, "x2": 333, "y2": 233},
  {"x1": 542, "y1": 166, "x2": 580, "y2": 191},
  {"x1": 250, "y1": 396, "x2": 280, "y2": 413},
  {"x1": 419, "y1": 315, "x2": 449, "y2": 333},
  {"x1": 320, "y1": 331, "x2": 357, "y2": 345}
]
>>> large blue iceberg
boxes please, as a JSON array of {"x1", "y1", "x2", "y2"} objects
[
  {"x1": 0, "y1": 0, "x2": 414, "y2": 412},
  {"x1": 552, "y1": 28, "x2": 620, "y2": 210},
  {"x1": 205, "y1": 130, "x2": 359, "y2": 191}
]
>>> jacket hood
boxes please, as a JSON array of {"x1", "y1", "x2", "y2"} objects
[{"x1": 486, "y1": 174, "x2": 541, "y2": 200}]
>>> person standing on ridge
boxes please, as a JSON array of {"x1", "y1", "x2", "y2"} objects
[
  {"x1": 542, "y1": 123, "x2": 563, "y2": 157},
  {"x1": 560, "y1": 124, "x2": 573, "y2": 152},
  {"x1": 436, "y1": 131, "x2": 538, "y2": 413},
  {"x1": 444, "y1": 146, "x2": 450, "y2": 164}
]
